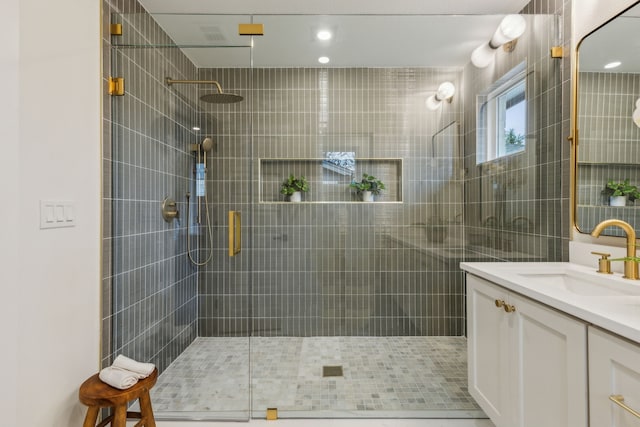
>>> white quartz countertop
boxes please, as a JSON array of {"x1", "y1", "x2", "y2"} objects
[{"x1": 460, "y1": 262, "x2": 640, "y2": 344}]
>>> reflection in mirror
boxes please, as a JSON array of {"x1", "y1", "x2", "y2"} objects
[{"x1": 576, "y1": 1, "x2": 640, "y2": 237}]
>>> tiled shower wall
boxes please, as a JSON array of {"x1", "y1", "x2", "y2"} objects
[
  {"x1": 102, "y1": 0, "x2": 574, "y2": 361},
  {"x1": 198, "y1": 67, "x2": 467, "y2": 337},
  {"x1": 462, "y1": 0, "x2": 571, "y2": 262},
  {"x1": 576, "y1": 71, "x2": 640, "y2": 236},
  {"x1": 102, "y1": 0, "x2": 201, "y2": 370}
]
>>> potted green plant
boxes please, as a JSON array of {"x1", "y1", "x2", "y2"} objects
[
  {"x1": 350, "y1": 173, "x2": 385, "y2": 202},
  {"x1": 280, "y1": 174, "x2": 309, "y2": 202},
  {"x1": 603, "y1": 179, "x2": 640, "y2": 206}
]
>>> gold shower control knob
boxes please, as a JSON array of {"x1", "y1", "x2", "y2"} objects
[
  {"x1": 161, "y1": 197, "x2": 179, "y2": 223},
  {"x1": 495, "y1": 299, "x2": 505, "y2": 308}
]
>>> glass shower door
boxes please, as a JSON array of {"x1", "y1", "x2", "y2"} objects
[{"x1": 107, "y1": 11, "x2": 254, "y2": 420}]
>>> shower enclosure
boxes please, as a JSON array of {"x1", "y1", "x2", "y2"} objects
[{"x1": 104, "y1": 8, "x2": 480, "y2": 421}]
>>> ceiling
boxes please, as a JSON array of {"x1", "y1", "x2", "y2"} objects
[
  {"x1": 137, "y1": 0, "x2": 532, "y2": 68},
  {"x1": 579, "y1": 4, "x2": 640, "y2": 72}
]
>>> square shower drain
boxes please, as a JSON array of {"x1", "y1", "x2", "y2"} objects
[{"x1": 322, "y1": 365, "x2": 344, "y2": 377}]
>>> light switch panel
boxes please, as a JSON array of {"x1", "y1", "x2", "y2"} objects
[{"x1": 40, "y1": 200, "x2": 76, "y2": 229}]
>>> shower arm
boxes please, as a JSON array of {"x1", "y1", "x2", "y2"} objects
[{"x1": 166, "y1": 78, "x2": 223, "y2": 94}]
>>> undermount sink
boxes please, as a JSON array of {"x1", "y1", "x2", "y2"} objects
[{"x1": 518, "y1": 271, "x2": 640, "y2": 297}]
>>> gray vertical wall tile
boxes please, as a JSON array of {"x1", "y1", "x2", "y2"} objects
[
  {"x1": 104, "y1": 0, "x2": 571, "y2": 363},
  {"x1": 463, "y1": 5, "x2": 569, "y2": 262},
  {"x1": 102, "y1": 3, "x2": 199, "y2": 371},
  {"x1": 198, "y1": 67, "x2": 466, "y2": 337}
]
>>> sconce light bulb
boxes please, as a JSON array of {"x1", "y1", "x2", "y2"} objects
[
  {"x1": 426, "y1": 95, "x2": 441, "y2": 111},
  {"x1": 437, "y1": 81, "x2": 456, "y2": 100},
  {"x1": 472, "y1": 14, "x2": 525, "y2": 68},
  {"x1": 492, "y1": 14, "x2": 527, "y2": 46},
  {"x1": 471, "y1": 42, "x2": 496, "y2": 68},
  {"x1": 426, "y1": 82, "x2": 456, "y2": 111},
  {"x1": 633, "y1": 109, "x2": 640, "y2": 128},
  {"x1": 633, "y1": 98, "x2": 640, "y2": 128}
]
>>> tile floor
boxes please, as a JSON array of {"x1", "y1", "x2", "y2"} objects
[{"x1": 149, "y1": 336, "x2": 485, "y2": 420}]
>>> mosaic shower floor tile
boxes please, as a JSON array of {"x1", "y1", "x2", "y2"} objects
[{"x1": 148, "y1": 336, "x2": 484, "y2": 418}]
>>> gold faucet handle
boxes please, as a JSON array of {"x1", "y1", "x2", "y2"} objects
[{"x1": 591, "y1": 251, "x2": 613, "y2": 274}]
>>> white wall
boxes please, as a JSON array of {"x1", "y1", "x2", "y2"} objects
[
  {"x1": 1, "y1": 1, "x2": 20, "y2": 426},
  {"x1": 2, "y1": 0, "x2": 101, "y2": 425}
]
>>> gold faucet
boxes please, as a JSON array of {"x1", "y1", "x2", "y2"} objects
[{"x1": 591, "y1": 219, "x2": 638, "y2": 280}]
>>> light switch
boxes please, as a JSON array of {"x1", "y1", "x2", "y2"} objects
[
  {"x1": 55, "y1": 205, "x2": 65, "y2": 222},
  {"x1": 40, "y1": 200, "x2": 76, "y2": 229},
  {"x1": 45, "y1": 204, "x2": 55, "y2": 223},
  {"x1": 64, "y1": 204, "x2": 75, "y2": 222}
]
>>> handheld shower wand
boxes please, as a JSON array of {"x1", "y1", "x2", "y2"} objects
[
  {"x1": 187, "y1": 137, "x2": 215, "y2": 266},
  {"x1": 195, "y1": 137, "x2": 214, "y2": 224}
]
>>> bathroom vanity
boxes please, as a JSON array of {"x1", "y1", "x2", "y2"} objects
[{"x1": 461, "y1": 262, "x2": 640, "y2": 427}]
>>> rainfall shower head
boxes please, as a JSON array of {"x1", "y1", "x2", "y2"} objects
[
  {"x1": 200, "y1": 92, "x2": 244, "y2": 104},
  {"x1": 166, "y1": 77, "x2": 244, "y2": 104}
]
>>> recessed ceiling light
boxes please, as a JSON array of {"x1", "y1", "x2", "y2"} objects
[
  {"x1": 192, "y1": 126, "x2": 201, "y2": 131},
  {"x1": 604, "y1": 61, "x2": 621, "y2": 69},
  {"x1": 318, "y1": 56, "x2": 330, "y2": 64},
  {"x1": 317, "y1": 30, "x2": 332, "y2": 41}
]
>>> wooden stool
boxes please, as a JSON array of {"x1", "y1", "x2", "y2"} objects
[{"x1": 79, "y1": 368, "x2": 158, "y2": 427}]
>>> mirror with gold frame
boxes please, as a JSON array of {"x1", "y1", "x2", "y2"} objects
[{"x1": 574, "y1": 1, "x2": 640, "y2": 238}]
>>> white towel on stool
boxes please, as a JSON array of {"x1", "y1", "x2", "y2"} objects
[
  {"x1": 112, "y1": 355, "x2": 155, "y2": 379},
  {"x1": 98, "y1": 367, "x2": 139, "y2": 390}
]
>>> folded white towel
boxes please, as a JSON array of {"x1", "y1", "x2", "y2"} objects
[
  {"x1": 112, "y1": 355, "x2": 155, "y2": 379},
  {"x1": 98, "y1": 367, "x2": 139, "y2": 390}
]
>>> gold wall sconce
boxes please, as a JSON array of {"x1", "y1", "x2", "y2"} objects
[{"x1": 426, "y1": 82, "x2": 456, "y2": 110}]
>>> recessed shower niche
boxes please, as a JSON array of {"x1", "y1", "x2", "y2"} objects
[{"x1": 258, "y1": 157, "x2": 403, "y2": 203}]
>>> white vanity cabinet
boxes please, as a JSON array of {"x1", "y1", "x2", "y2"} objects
[
  {"x1": 466, "y1": 274, "x2": 588, "y2": 427},
  {"x1": 589, "y1": 326, "x2": 640, "y2": 426}
]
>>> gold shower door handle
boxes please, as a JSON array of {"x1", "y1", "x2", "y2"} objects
[
  {"x1": 610, "y1": 394, "x2": 640, "y2": 419},
  {"x1": 228, "y1": 211, "x2": 241, "y2": 257}
]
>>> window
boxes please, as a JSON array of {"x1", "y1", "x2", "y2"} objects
[{"x1": 476, "y1": 63, "x2": 527, "y2": 164}]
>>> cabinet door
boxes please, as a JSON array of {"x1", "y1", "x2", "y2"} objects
[
  {"x1": 510, "y1": 293, "x2": 587, "y2": 427},
  {"x1": 590, "y1": 327, "x2": 640, "y2": 427},
  {"x1": 467, "y1": 275, "x2": 510, "y2": 425}
]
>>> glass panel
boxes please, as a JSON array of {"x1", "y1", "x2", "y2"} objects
[
  {"x1": 104, "y1": 8, "x2": 560, "y2": 422},
  {"x1": 245, "y1": 14, "x2": 481, "y2": 419},
  {"x1": 108, "y1": 12, "x2": 252, "y2": 421}
]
